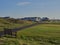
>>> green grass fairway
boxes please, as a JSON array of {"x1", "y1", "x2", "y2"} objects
[
  {"x1": 18, "y1": 24, "x2": 60, "y2": 37},
  {"x1": 17, "y1": 24, "x2": 60, "y2": 45}
]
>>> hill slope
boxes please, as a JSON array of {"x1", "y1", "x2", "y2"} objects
[{"x1": 0, "y1": 17, "x2": 35, "y2": 31}]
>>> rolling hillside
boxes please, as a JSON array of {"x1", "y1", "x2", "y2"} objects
[{"x1": 0, "y1": 17, "x2": 35, "y2": 31}]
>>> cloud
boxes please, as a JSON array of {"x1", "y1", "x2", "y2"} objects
[{"x1": 17, "y1": 2, "x2": 31, "y2": 6}]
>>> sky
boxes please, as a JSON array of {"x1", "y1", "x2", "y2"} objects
[{"x1": 0, "y1": 0, "x2": 60, "y2": 19}]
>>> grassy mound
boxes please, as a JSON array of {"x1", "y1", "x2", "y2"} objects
[{"x1": 0, "y1": 17, "x2": 35, "y2": 31}]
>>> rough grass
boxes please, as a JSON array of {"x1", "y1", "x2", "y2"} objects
[
  {"x1": 0, "y1": 18, "x2": 34, "y2": 31},
  {"x1": 0, "y1": 23, "x2": 60, "y2": 45}
]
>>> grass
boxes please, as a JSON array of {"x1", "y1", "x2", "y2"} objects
[
  {"x1": 0, "y1": 38, "x2": 20, "y2": 45},
  {"x1": 0, "y1": 18, "x2": 34, "y2": 31},
  {"x1": 17, "y1": 24, "x2": 60, "y2": 45},
  {"x1": 0, "y1": 18, "x2": 60, "y2": 45},
  {"x1": 17, "y1": 24, "x2": 60, "y2": 36}
]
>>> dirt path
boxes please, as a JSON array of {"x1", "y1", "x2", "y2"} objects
[{"x1": 0, "y1": 23, "x2": 40, "y2": 37}]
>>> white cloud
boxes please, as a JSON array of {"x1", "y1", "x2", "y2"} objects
[{"x1": 17, "y1": 2, "x2": 31, "y2": 6}]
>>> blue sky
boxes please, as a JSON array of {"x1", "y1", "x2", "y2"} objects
[{"x1": 0, "y1": 0, "x2": 60, "y2": 19}]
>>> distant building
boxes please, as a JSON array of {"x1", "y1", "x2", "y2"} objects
[
  {"x1": 20, "y1": 17, "x2": 41, "y2": 22},
  {"x1": 41, "y1": 17, "x2": 49, "y2": 21}
]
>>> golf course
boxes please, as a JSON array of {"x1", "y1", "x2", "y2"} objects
[{"x1": 0, "y1": 23, "x2": 60, "y2": 45}]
